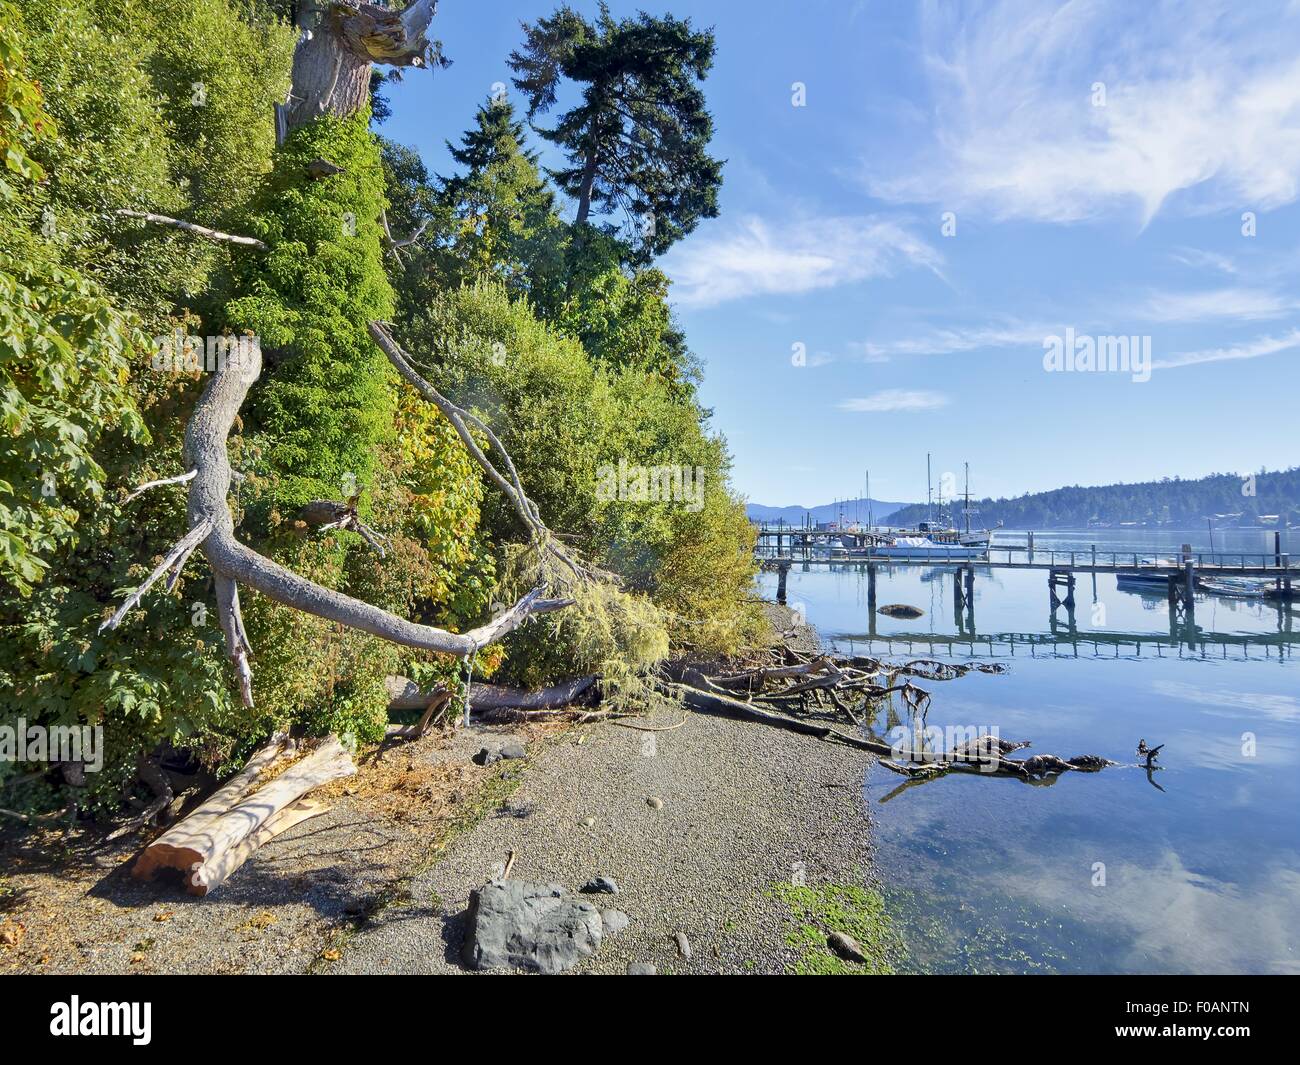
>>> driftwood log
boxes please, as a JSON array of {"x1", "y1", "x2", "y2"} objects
[
  {"x1": 386, "y1": 674, "x2": 599, "y2": 717},
  {"x1": 665, "y1": 652, "x2": 1120, "y2": 784},
  {"x1": 190, "y1": 799, "x2": 329, "y2": 897},
  {"x1": 133, "y1": 735, "x2": 354, "y2": 895}
]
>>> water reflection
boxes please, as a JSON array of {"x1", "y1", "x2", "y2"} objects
[{"x1": 758, "y1": 546, "x2": 1300, "y2": 974}]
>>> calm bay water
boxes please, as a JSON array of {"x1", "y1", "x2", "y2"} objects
[{"x1": 757, "y1": 528, "x2": 1300, "y2": 974}]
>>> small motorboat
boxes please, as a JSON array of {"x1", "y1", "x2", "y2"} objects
[
  {"x1": 1116, "y1": 558, "x2": 1179, "y2": 590},
  {"x1": 1198, "y1": 576, "x2": 1268, "y2": 598}
]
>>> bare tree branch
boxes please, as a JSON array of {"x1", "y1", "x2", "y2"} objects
[
  {"x1": 367, "y1": 321, "x2": 600, "y2": 583},
  {"x1": 124, "y1": 468, "x2": 197, "y2": 504},
  {"x1": 113, "y1": 210, "x2": 267, "y2": 250},
  {"x1": 99, "y1": 518, "x2": 215, "y2": 633}
]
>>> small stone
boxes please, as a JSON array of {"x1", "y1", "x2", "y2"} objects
[
  {"x1": 646, "y1": 796, "x2": 663, "y2": 810},
  {"x1": 827, "y1": 930, "x2": 867, "y2": 963},
  {"x1": 582, "y1": 816, "x2": 596, "y2": 828},
  {"x1": 601, "y1": 909, "x2": 630, "y2": 935},
  {"x1": 499, "y1": 742, "x2": 527, "y2": 760},
  {"x1": 674, "y1": 931, "x2": 691, "y2": 959},
  {"x1": 627, "y1": 962, "x2": 656, "y2": 975},
  {"x1": 580, "y1": 876, "x2": 619, "y2": 894},
  {"x1": 473, "y1": 747, "x2": 501, "y2": 766}
]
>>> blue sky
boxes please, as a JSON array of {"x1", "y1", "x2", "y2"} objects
[{"x1": 383, "y1": 0, "x2": 1300, "y2": 507}]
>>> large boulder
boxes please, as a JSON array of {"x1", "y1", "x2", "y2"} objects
[{"x1": 461, "y1": 880, "x2": 603, "y2": 973}]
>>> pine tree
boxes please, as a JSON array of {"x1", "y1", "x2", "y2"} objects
[
  {"x1": 508, "y1": 2, "x2": 722, "y2": 257},
  {"x1": 437, "y1": 96, "x2": 558, "y2": 288}
]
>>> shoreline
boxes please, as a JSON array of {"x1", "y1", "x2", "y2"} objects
[{"x1": 2, "y1": 600, "x2": 894, "y2": 975}]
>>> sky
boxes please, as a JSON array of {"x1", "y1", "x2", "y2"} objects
[{"x1": 382, "y1": 0, "x2": 1300, "y2": 508}]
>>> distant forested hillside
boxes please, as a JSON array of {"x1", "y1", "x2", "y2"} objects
[
  {"x1": 881, "y1": 468, "x2": 1300, "y2": 529},
  {"x1": 746, "y1": 497, "x2": 912, "y2": 525}
]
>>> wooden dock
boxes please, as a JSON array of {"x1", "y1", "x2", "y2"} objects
[{"x1": 755, "y1": 525, "x2": 1297, "y2": 607}]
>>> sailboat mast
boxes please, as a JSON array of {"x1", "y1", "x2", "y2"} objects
[
  {"x1": 964, "y1": 461, "x2": 971, "y2": 535},
  {"x1": 926, "y1": 453, "x2": 932, "y2": 525}
]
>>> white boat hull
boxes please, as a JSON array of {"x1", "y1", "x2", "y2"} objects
[{"x1": 871, "y1": 537, "x2": 984, "y2": 560}]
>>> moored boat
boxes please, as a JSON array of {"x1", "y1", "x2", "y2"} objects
[
  {"x1": 1198, "y1": 576, "x2": 1268, "y2": 598},
  {"x1": 871, "y1": 536, "x2": 985, "y2": 560}
]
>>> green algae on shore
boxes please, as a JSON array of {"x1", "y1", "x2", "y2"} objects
[{"x1": 772, "y1": 881, "x2": 903, "y2": 974}]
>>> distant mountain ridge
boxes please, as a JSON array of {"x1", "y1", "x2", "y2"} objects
[
  {"x1": 746, "y1": 497, "x2": 913, "y2": 525},
  {"x1": 882, "y1": 467, "x2": 1300, "y2": 529}
]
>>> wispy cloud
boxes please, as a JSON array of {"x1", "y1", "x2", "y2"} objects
[
  {"x1": 662, "y1": 214, "x2": 943, "y2": 308},
  {"x1": 838, "y1": 389, "x2": 950, "y2": 412},
  {"x1": 867, "y1": 0, "x2": 1300, "y2": 225},
  {"x1": 1168, "y1": 247, "x2": 1240, "y2": 276},
  {"x1": 1139, "y1": 287, "x2": 1300, "y2": 322},
  {"x1": 855, "y1": 320, "x2": 1046, "y2": 360},
  {"x1": 1154, "y1": 328, "x2": 1300, "y2": 370},
  {"x1": 1152, "y1": 681, "x2": 1300, "y2": 722}
]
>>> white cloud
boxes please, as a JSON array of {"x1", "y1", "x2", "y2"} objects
[
  {"x1": 1139, "y1": 287, "x2": 1300, "y2": 322},
  {"x1": 838, "y1": 389, "x2": 950, "y2": 412},
  {"x1": 1154, "y1": 328, "x2": 1300, "y2": 370},
  {"x1": 662, "y1": 214, "x2": 943, "y2": 308},
  {"x1": 1152, "y1": 681, "x2": 1300, "y2": 722},
  {"x1": 868, "y1": 0, "x2": 1300, "y2": 225},
  {"x1": 856, "y1": 320, "x2": 1046, "y2": 359},
  {"x1": 1168, "y1": 247, "x2": 1239, "y2": 276}
]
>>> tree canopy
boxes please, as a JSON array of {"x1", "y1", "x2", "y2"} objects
[{"x1": 509, "y1": 2, "x2": 723, "y2": 256}]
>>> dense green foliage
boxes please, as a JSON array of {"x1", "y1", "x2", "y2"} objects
[
  {"x1": 1, "y1": 0, "x2": 763, "y2": 816},
  {"x1": 0, "y1": 14, "x2": 145, "y2": 594},
  {"x1": 884, "y1": 468, "x2": 1300, "y2": 529},
  {"x1": 233, "y1": 112, "x2": 397, "y2": 517}
]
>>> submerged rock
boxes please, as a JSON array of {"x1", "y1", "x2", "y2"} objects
[
  {"x1": 461, "y1": 880, "x2": 602, "y2": 974},
  {"x1": 878, "y1": 603, "x2": 924, "y2": 619}
]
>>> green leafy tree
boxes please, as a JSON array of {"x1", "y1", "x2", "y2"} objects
[{"x1": 509, "y1": 2, "x2": 723, "y2": 256}]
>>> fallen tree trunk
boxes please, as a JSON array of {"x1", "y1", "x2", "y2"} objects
[
  {"x1": 188, "y1": 799, "x2": 329, "y2": 897},
  {"x1": 671, "y1": 669, "x2": 889, "y2": 755},
  {"x1": 468, "y1": 676, "x2": 599, "y2": 712},
  {"x1": 131, "y1": 733, "x2": 292, "y2": 879},
  {"x1": 386, "y1": 674, "x2": 598, "y2": 715},
  {"x1": 133, "y1": 736, "x2": 353, "y2": 893}
]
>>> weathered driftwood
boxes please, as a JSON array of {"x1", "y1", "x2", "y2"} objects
[
  {"x1": 670, "y1": 670, "x2": 889, "y2": 755},
  {"x1": 132, "y1": 733, "x2": 294, "y2": 881},
  {"x1": 178, "y1": 737, "x2": 355, "y2": 894},
  {"x1": 188, "y1": 798, "x2": 329, "y2": 897},
  {"x1": 670, "y1": 663, "x2": 1118, "y2": 783},
  {"x1": 468, "y1": 676, "x2": 599, "y2": 712},
  {"x1": 384, "y1": 684, "x2": 453, "y2": 741},
  {"x1": 132, "y1": 733, "x2": 353, "y2": 895},
  {"x1": 386, "y1": 674, "x2": 598, "y2": 720}
]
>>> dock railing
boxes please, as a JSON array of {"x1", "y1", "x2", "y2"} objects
[{"x1": 755, "y1": 545, "x2": 1298, "y2": 573}]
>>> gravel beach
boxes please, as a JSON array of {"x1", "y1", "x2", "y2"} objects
[{"x1": 329, "y1": 605, "x2": 882, "y2": 975}]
